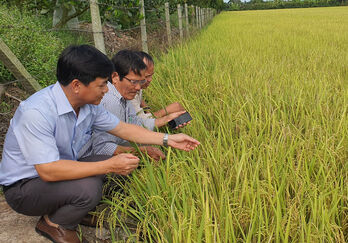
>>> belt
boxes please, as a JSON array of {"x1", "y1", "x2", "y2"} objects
[{"x1": 2, "y1": 179, "x2": 28, "y2": 193}]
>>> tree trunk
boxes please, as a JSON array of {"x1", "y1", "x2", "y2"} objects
[{"x1": 52, "y1": 1, "x2": 89, "y2": 29}]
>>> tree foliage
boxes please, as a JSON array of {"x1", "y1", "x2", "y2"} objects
[
  {"x1": 0, "y1": 4, "x2": 87, "y2": 87},
  {"x1": 2, "y1": 0, "x2": 224, "y2": 30}
]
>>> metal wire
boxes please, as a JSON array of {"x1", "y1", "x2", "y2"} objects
[
  {"x1": 46, "y1": 28, "x2": 102, "y2": 33},
  {"x1": 0, "y1": 79, "x2": 24, "y2": 86},
  {"x1": 1, "y1": 1, "x2": 214, "y2": 34},
  {"x1": 77, "y1": 0, "x2": 141, "y2": 10},
  {"x1": 117, "y1": 25, "x2": 141, "y2": 32}
]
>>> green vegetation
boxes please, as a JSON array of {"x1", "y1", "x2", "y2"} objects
[
  {"x1": 0, "y1": 1, "x2": 213, "y2": 87},
  {"x1": 0, "y1": 5, "x2": 88, "y2": 87},
  {"x1": 1, "y1": 2, "x2": 346, "y2": 242},
  {"x1": 0, "y1": 102, "x2": 11, "y2": 114},
  {"x1": 2, "y1": 0, "x2": 224, "y2": 31},
  {"x1": 102, "y1": 7, "x2": 348, "y2": 242}
]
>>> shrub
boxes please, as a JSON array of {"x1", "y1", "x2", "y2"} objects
[{"x1": 0, "y1": 5, "x2": 88, "y2": 88}]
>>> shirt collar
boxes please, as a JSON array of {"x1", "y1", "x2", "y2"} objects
[
  {"x1": 107, "y1": 82, "x2": 124, "y2": 102},
  {"x1": 52, "y1": 81, "x2": 75, "y2": 116}
]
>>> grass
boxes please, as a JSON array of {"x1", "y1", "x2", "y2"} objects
[{"x1": 101, "y1": 7, "x2": 348, "y2": 242}]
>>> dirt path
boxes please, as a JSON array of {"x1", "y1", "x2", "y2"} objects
[{"x1": 0, "y1": 194, "x2": 111, "y2": 243}]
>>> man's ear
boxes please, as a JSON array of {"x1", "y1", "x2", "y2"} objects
[
  {"x1": 111, "y1": 72, "x2": 120, "y2": 84},
  {"x1": 71, "y1": 79, "x2": 81, "y2": 94}
]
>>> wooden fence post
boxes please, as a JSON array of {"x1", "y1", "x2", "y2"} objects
[
  {"x1": 195, "y1": 6, "x2": 199, "y2": 28},
  {"x1": 140, "y1": 0, "x2": 148, "y2": 53},
  {"x1": 197, "y1": 7, "x2": 200, "y2": 29},
  {"x1": 89, "y1": 0, "x2": 106, "y2": 54},
  {"x1": 177, "y1": 4, "x2": 183, "y2": 40},
  {"x1": 200, "y1": 7, "x2": 203, "y2": 28},
  {"x1": 191, "y1": 5, "x2": 195, "y2": 28},
  {"x1": 0, "y1": 38, "x2": 41, "y2": 93},
  {"x1": 165, "y1": 2, "x2": 172, "y2": 45},
  {"x1": 184, "y1": 3, "x2": 189, "y2": 37}
]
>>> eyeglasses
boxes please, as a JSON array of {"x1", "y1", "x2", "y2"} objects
[
  {"x1": 145, "y1": 73, "x2": 153, "y2": 79},
  {"x1": 123, "y1": 76, "x2": 147, "y2": 86}
]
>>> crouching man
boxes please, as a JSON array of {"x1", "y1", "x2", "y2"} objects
[{"x1": 0, "y1": 45, "x2": 199, "y2": 243}]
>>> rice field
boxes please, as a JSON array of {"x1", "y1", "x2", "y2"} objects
[{"x1": 103, "y1": 7, "x2": 348, "y2": 242}]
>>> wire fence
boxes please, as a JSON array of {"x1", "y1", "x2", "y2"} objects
[
  {"x1": 0, "y1": 0, "x2": 217, "y2": 160},
  {"x1": 0, "y1": 1, "x2": 217, "y2": 93}
]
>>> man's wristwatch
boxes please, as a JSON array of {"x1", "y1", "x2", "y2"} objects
[{"x1": 163, "y1": 133, "x2": 169, "y2": 147}]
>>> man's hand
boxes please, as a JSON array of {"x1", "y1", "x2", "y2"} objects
[
  {"x1": 166, "y1": 111, "x2": 192, "y2": 129},
  {"x1": 167, "y1": 110, "x2": 186, "y2": 120},
  {"x1": 155, "y1": 110, "x2": 186, "y2": 128},
  {"x1": 153, "y1": 102, "x2": 185, "y2": 118},
  {"x1": 174, "y1": 121, "x2": 191, "y2": 129},
  {"x1": 113, "y1": 145, "x2": 165, "y2": 161},
  {"x1": 167, "y1": 133, "x2": 200, "y2": 151},
  {"x1": 140, "y1": 146, "x2": 166, "y2": 161},
  {"x1": 167, "y1": 102, "x2": 185, "y2": 113},
  {"x1": 106, "y1": 153, "x2": 140, "y2": 175}
]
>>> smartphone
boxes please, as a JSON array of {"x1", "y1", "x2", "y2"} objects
[{"x1": 168, "y1": 112, "x2": 192, "y2": 130}]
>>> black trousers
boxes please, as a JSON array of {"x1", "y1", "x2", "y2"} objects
[{"x1": 3, "y1": 155, "x2": 111, "y2": 230}]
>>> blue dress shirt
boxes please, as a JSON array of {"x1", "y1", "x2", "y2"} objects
[{"x1": 0, "y1": 82, "x2": 119, "y2": 186}]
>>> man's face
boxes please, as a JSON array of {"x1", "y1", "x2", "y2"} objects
[
  {"x1": 78, "y1": 77, "x2": 109, "y2": 105},
  {"x1": 113, "y1": 70, "x2": 146, "y2": 100},
  {"x1": 142, "y1": 60, "x2": 154, "y2": 89}
]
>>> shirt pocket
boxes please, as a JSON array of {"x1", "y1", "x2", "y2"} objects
[{"x1": 82, "y1": 129, "x2": 93, "y2": 144}]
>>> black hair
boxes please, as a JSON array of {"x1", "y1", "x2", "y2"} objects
[
  {"x1": 111, "y1": 50, "x2": 147, "y2": 81},
  {"x1": 57, "y1": 45, "x2": 114, "y2": 86},
  {"x1": 135, "y1": 51, "x2": 154, "y2": 65}
]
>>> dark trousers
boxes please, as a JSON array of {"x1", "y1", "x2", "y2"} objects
[{"x1": 3, "y1": 155, "x2": 111, "y2": 230}]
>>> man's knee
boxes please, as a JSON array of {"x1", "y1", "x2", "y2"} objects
[{"x1": 72, "y1": 176, "x2": 103, "y2": 208}]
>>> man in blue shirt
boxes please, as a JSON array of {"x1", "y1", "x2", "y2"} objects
[{"x1": 0, "y1": 45, "x2": 199, "y2": 243}]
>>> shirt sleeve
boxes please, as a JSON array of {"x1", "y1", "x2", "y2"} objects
[
  {"x1": 136, "y1": 111, "x2": 154, "y2": 119},
  {"x1": 128, "y1": 103, "x2": 156, "y2": 131},
  {"x1": 129, "y1": 91, "x2": 153, "y2": 118},
  {"x1": 92, "y1": 105, "x2": 120, "y2": 132},
  {"x1": 12, "y1": 109, "x2": 60, "y2": 165},
  {"x1": 129, "y1": 92, "x2": 142, "y2": 114},
  {"x1": 91, "y1": 131, "x2": 131, "y2": 156}
]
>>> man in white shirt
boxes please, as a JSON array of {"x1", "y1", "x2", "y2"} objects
[{"x1": 131, "y1": 51, "x2": 186, "y2": 120}]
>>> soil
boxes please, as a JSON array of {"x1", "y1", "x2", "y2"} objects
[{"x1": 0, "y1": 194, "x2": 114, "y2": 243}]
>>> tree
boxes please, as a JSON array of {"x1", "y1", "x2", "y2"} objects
[{"x1": 52, "y1": 1, "x2": 89, "y2": 29}]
